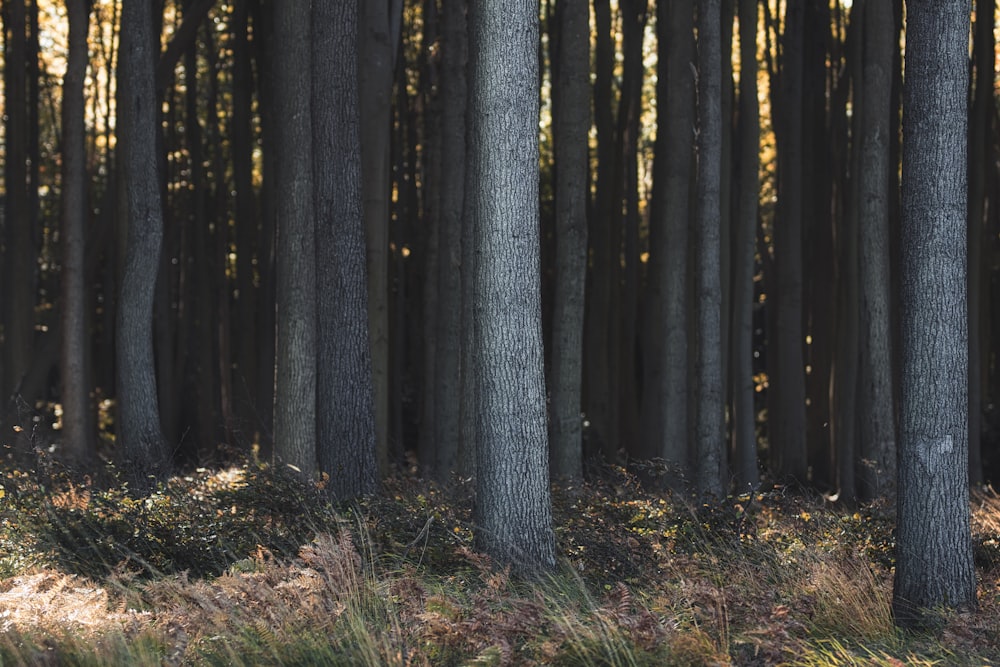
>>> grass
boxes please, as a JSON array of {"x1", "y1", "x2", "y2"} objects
[{"x1": 0, "y1": 461, "x2": 997, "y2": 665}]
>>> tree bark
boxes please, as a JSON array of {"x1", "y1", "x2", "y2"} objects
[
  {"x1": 549, "y1": 0, "x2": 589, "y2": 480},
  {"x1": 118, "y1": 0, "x2": 169, "y2": 487},
  {"x1": 893, "y1": 0, "x2": 976, "y2": 628},
  {"x1": 59, "y1": 0, "x2": 94, "y2": 468},
  {"x1": 313, "y1": 0, "x2": 378, "y2": 500},
  {"x1": 272, "y1": 0, "x2": 317, "y2": 479},
  {"x1": 469, "y1": 0, "x2": 555, "y2": 571},
  {"x1": 857, "y1": 0, "x2": 896, "y2": 499}
]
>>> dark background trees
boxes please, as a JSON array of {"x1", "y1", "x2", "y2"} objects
[{"x1": 0, "y1": 0, "x2": 996, "y2": 610}]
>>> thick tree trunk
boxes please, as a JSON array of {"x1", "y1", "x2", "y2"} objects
[
  {"x1": 893, "y1": 0, "x2": 976, "y2": 628},
  {"x1": 59, "y1": 0, "x2": 94, "y2": 468},
  {"x1": 272, "y1": 0, "x2": 317, "y2": 479},
  {"x1": 469, "y1": 0, "x2": 555, "y2": 571},
  {"x1": 313, "y1": 0, "x2": 378, "y2": 500},
  {"x1": 857, "y1": 0, "x2": 896, "y2": 499},
  {"x1": 118, "y1": 0, "x2": 169, "y2": 487},
  {"x1": 549, "y1": 0, "x2": 589, "y2": 480}
]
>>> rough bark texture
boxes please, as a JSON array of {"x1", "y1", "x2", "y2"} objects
[
  {"x1": 694, "y1": 0, "x2": 724, "y2": 497},
  {"x1": 549, "y1": 0, "x2": 589, "y2": 480},
  {"x1": 272, "y1": 0, "x2": 317, "y2": 480},
  {"x1": 432, "y1": 0, "x2": 468, "y2": 480},
  {"x1": 59, "y1": 0, "x2": 93, "y2": 467},
  {"x1": 118, "y1": 0, "x2": 169, "y2": 487},
  {"x1": 731, "y1": 0, "x2": 760, "y2": 492},
  {"x1": 469, "y1": 0, "x2": 556, "y2": 571},
  {"x1": 857, "y1": 0, "x2": 896, "y2": 499},
  {"x1": 893, "y1": 0, "x2": 976, "y2": 628},
  {"x1": 312, "y1": 0, "x2": 378, "y2": 500}
]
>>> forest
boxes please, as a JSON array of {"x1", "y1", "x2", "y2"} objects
[{"x1": 0, "y1": 0, "x2": 999, "y2": 663}]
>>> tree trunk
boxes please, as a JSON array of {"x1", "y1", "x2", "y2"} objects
[
  {"x1": 59, "y1": 0, "x2": 94, "y2": 468},
  {"x1": 118, "y1": 0, "x2": 169, "y2": 487},
  {"x1": 893, "y1": 0, "x2": 976, "y2": 628},
  {"x1": 857, "y1": 0, "x2": 896, "y2": 499},
  {"x1": 272, "y1": 0, "x2": 317, "y2": 479},
  {"x1": 313, "y1": 0, "x2": 378, "y2": 500},
  {"x1": 770, "y1": 0, "x2": 808, "y2": 483},
  {"x1": 730, "y1": 0, "x2": 760, "y2": 492},
  {"x1": 432, "y1": 0, "x2": 468, "y2": 480},
  {"x1": 469, "y1": 0, "x2": 555, "y2": 571},
  {"x1": 549, "y1": 0, "x2": 589, "y2": 480}
]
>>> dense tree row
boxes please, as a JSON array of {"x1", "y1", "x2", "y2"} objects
[{"x1": 0, "y1": 0, "x2": 987, "y2": 619}]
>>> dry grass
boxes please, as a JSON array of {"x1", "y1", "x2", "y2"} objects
[{"x1": 0, "y1": 463, "x2": 996, "y2": 665}]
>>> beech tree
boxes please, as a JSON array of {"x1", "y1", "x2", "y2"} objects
[
  {"x1": 313, "y1": 0, "x2": 378, "y2": 499},
  {"x1": 468, "y1": 0, "x2": 556, "y2": 570},
  {"x1": 893, "y1": 0, "x2": 976, "y2": 628},
  {"x1": 117, "y1": 0, "x2": 169, "y2": 486}
]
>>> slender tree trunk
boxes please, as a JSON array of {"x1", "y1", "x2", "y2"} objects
[
  {"x1": 893, "y1": 0, "x2": 976, "y2": 628},
  {"x1": 118, "y1": 0, "x2": 169, "y2": 487},
  {"x1": 694, "y1": 0, "x2": 725, "y2": 497},
  {"x1": 549, "y1": 0, "x2": 589, "y2": 480},
  {"x1": 730, "y1": 0, "x2": 760, "y2": 491},
  {"x1": 857, "y1": 0, "x2": 896, "y2": 499},
  {"x1": 469, "y1": 0, "x2": 555, "y2": 571},
  {"x1": 359, "y1": 0, "x2": 397, "y2": 477},
  {"x1": 313, "y1": 0, "x2": 378, "y2": 499},
  {"x1": 656, "y1": 0, "x2": 695, "y2": 482},
  {"x1": 770, "y1": 0, "x2": 808, "y2": 483},
  {"x1": 272, "y1": 0, "x2": 317, "y2": 479},
  {"x1": 967, "y1": 0, "x2": 993, "y2": 487},
  {"x1": 432, "y1": 0, "x2": 468, "y2": 480},
  {"x1": 3, "y1": 0, "x2": 35, "y2": 415},
  {"x1": 59, "y1": 0, "x2": 94, "y2": 468}
]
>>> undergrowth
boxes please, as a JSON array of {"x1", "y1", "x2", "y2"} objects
[{"x1": 0, "y1": 462, "x2": 996, "y2": 665}]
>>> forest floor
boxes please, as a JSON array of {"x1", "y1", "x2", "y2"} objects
[{"x1": 0, "y1": 460, "x2": 997, "y2": 666}]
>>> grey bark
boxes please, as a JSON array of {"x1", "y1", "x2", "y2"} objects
[
  {"x1": 272, "y1": 0, "x2": 317, "y2": 480},
  {"x1": 857, "y1": 0, "x2": 896, "y2": 499},
  {"x1": 694, "y1": 0, "x2": 725, "y2": 497},
  {"x1": 117, "y1": 0, "x2": 169, "y2": 487},
  {"x1": 433, "y1": 0, "x2": 468, "y2": 480},
  {"x1": 549, "y1": 0, "x2": 589, "y2": 480},
  {"x1": 313, "y1": 0, "x2": 378, "y2": 500},
  {"x1": 642, "y1": 0, "x2": 694, "y2": 481},
  {"x1": 893, "y1": 0, "x2": 976, "y2": 628},
  {"x1": 730, "y1": 0, "x2": 760, "y2": 491},
  {"x1": 59, "y1": 0, "x2": 94, "y2": 467},
  {"x1": 469, "y1": 0, "x2": 555, "y2": 571}
]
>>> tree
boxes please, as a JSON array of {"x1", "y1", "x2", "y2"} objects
[
  {"x1": 313, "y1": 0, "x2": 378, "y2": 500},
  {"x1": 469, "y1": 0, "x2": 556, "y2": 570},
  {"x1": 59, "y1": 0, "x2": 94, "y2": 467},
  {"x1": 770, "y1": 0, "x2": 808, "y2": 483},
  {"x1": 272, "y1": 0, "x2": 317, "y2": 480},
  {"x1": 893, "y1": 0, "x2": 976, "y2": 628},
  {"x1": 641, "y1": 0, "x2": 695, "y2": 482},
  {"x1": 857, "y1": 0, "x2": 896, "y2": 499},
  {"x1": 730, "y1": 0, "x2": 760, "y2": 492},
  {"x1": 693, "y1": 0, "x2": 725, "y2": 496},
  {"x1": 549, "y1": 0, "x2": 589, "y2": 480},
  {"x1": 432, "y1": 0, "x2": 468, "y2": 480},
  {"x1": 117, "y1": 0, "x2": 169, "y2": 486}
]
